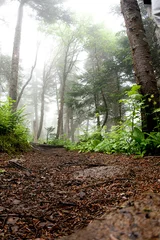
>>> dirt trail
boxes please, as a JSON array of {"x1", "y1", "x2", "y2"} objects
[{"x1": 0, "y1": 146, "x2": 160, "y2": 239}]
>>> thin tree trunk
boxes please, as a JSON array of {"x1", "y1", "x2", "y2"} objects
[
  {"x1": 33, "y1": 79, "x2": 38, "y2": 142},
  {"x1": 121, "y1": 0, "x2": 160, "y2": 133},
  {"x1": 37, "y1": 88, "x2": 45, "y2": 139},
  {"x1": 56, "y1": 36, "x2": 80, "y2": 139},
  {"x1": 70, "y1": 111, "x2": 74, "y2": 142},
  {"x1": 9, "y1": 0, "x2": 25, "y2": 110},
  {"x1": 94, "y1": 93, "x2": 100, "y2": 128},
  {"x1": 16, "y1": 43, "x2": 39, "y2": 108},
  {"x1": 86, "y1": 118, "x2": 89, "y2": 133},
  {"x1": 101, "y1": 89, "x2": 109, "y2": 128},
  {"x1": 64, "y1": 106, "x2": 70, "y2": 138},
  {"x1": 55, "y1": 80, "x2": 59, "y2": 113}
]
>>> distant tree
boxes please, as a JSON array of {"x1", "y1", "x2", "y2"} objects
[
  {"x1": 37, "y1": 59, "x2": 56, "y2": 139},
  {"x1": 16, "y1": 42, "x2": 39, "y2": 107},
  {"x1": 0, "y1": 54, "x2": 11, "y2": 96},
  {"x1": 9, "y1": 0, "x2": 69, "y2": 110},
  {"x1": 80, "y1": 24, "x2": 123, "y2": 128},
  {"x1": 47, "y1": 23, "x2": 83, "y2": 139},
  {"x1": 121, "y1": 0, "x2": 160, "y2": 133},
  {"x1": 0, "y1": 0, "x2": 5, "y2": 6}
]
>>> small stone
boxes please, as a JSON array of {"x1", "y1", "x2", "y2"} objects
[{"x1": 79, "y1": 191, "x2": 85, "y2": 199}]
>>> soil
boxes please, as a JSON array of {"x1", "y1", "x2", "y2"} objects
[{"x1": 0, "y1": 145, "x2": 160, "y2": 240}]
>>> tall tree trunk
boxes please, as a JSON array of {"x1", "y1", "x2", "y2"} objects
[
  {"x1": 33, "y1": 79, "x2": 38, "y2": 142},
  {"x1": 37, "y1": 88, "x2": 45, "y2": 139},
  {"x1": 70, "y1": 111, "x2": 74, "y2": 142},
  {"x1": 9, "y1": 0, "x2": 25, "y2": 110},
  {"x1": 56, "y1": 76, "x2": 66, "y2": 138},
  {"x1": 64, "y1": 106, "x2": 70, "y2": 138},
  {"x1": 16, "y1": 42, "x2": 39, "y2": 108},
  {"x1": 86, "y1": 118, "x2": 89, "y2": 133},
  {"x1": 121, "y1": 0, "x2": 160, "y2": 133},
  {"x1": 94, "y1": 93, "x2": 100, "y2": 128},
  {"x1": 101, "y1": 89, "x2": 109, "y2": 128}
]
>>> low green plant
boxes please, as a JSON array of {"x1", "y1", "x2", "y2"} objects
[
  {"x1": 68, "y1": 85, "x2": 160, "y2": 156},
  {"x1": 48, "y1": 136, "x2": 72, "y2": 148},
  {"x1": 0, "y1": 100, "x2": 30, "y2": 154},
  {"x1": 72, "y1": 131, "x2": 103, "y2": 152},
  {"x1": 0, "y1": 169, "x2": 5, "y2": 173}
]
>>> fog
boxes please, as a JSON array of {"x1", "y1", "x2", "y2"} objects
[{"x1": 0, "y1": 0, "x2": 125, "y2": 141}]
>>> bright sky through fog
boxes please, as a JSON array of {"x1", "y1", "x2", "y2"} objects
[
  {"x1": 0, "y1": 0, "x2": 123, "y2": 68},
  {"x1": 0, "y1": 0, "x2": 123, "y2": 126},
  {"x1": 67, "y1": 0, "x2": 122, "y2": 31}
]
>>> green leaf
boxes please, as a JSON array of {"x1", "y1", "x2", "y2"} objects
[{"x1": 132, "y1": 127, "x2": 145, "y2": 143}]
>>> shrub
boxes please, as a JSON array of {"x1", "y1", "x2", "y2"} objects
[
  {"x1": 67, "y1": 85, "x2": 160, "y2": 156},
  {"x1": 0, "y1": 100, "x2": 30, "y2": 154}
]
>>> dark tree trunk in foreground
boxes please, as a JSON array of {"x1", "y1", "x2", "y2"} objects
[{"x1": 121, "y1": 0, "x2": 160, "y2": 133}]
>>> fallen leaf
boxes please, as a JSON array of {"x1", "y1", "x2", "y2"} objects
[
  {"x1": 7, "y1": 217, "x2": 19, "y2": 225},
  {"x1": 12, "y1": 199, "x2": 21, "y2": 205}
]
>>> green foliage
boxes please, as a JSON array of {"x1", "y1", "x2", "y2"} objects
[
  {"x1": 28, "y1": 0, "x2": 70, "y2": 23},
  {"x1": 68, "y1": 85, "x2": 160, "y2": 156},
  {"x1": 69, "y1": 131, "x2": 103, "y2": 152},
  {"x1": 0, "y1": 100, "x2": 30, "y2": 154},
  {"x1": 45, "y1": 126, "x2": 55, "y2": 143},
  {"x1": 0, "y1": 54, "x2": 11, "y2": 91},
  {"x1": 48, "y1": 136, "x2": 72, "y2": 148}
]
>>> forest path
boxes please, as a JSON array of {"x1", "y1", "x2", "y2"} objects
[{"x1": 0, "y1": 147, "x2": 160, "y2": 239}]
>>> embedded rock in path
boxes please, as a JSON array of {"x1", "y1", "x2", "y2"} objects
[
  {"x1": 74, "y1": 165, "x2": 125, "y2": 180},
  {"x1": 60, "y1": 192, "x2": 160, "y2": 240}
]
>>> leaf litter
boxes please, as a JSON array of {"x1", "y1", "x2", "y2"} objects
[{"x1": 0, "y1": 147, "x2": 159, "y2": 239}]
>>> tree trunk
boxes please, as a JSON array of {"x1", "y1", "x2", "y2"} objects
[
  {"x1": 37, "y1": 88, "x2": 45, "y2": 139},
  {"x1": 121, "y1": 0, "x2": 160, "y2": 133},
  {"x1": 9, "y1": 0, "x2": 25, "y2": 110},
  {"x1": 70, "y1": 111, "x2": 74, "y2": 142},
  {"x1": 16, "y1": 43, "x2": 39, "y2": 108},
  {"x1": 64, "y1": 106, "x2": 71, "y2": 139},
  {"x1": 56, "y1": 76, "x2": 66, "y2": 138},
  {"x1": 33, "y1": 79, "x2": 38, "y2": 142},
  {"x1": 94, "y1": 93, "x2": 101, "y2": 128},
  {"x1": 101, "y1": 89, "x2": 109, "y2": 128}
]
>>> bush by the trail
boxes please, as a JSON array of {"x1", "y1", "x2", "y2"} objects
[
  {"x1": 0, "y1": 100, "x2": 30, "y2": 154},
  {"x1": 68, "y1": 85, "x2": 160, "y2": 156},
  {"x1": 68, "y1": 126, "x2": 160, "y2": 156},
  {"x1": 48, "y1": 137, "x2": 72, "y2": 148}
]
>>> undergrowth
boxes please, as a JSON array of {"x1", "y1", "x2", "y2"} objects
[
  {"x1": 67, "y1": 85, "x2": 160, "y2": 156},
  {"x1": 0, "y1": 100, "x2": 30, "y2": 154}
]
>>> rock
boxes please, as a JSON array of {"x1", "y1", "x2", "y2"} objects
[{"x1": 60, "y1": 192, "x2": 160, "y2": 240}]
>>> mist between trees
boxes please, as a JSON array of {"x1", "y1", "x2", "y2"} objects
[{"x1": 0, "y1": 0, "x2": 160, "y2": 150}]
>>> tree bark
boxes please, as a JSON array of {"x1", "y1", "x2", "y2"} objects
[
  {"x1": 37, "y1": 88, "x2": 45, "y2": 139},
  {"x1": 33, "y1": 79, "x2": 38, "y2": 142},
  {"x1": 37, "y1": 66, "x2": 47, "y2": 140},
  {"x1": 121, "y1": 0, "x2": 160, "y2": 133},
  {"x1": 9, "y1": 0, "x2": 26, "y2": 110},
  {"x1": 56, "y1": 75, "x2": 66, "y2": 138},
  {"x1": 70, "y1": 111, "x2": 74, "y2": 142},
  {"x1": 101, "y1": 89, "x2": 109, "y2": 128},
  {"x1": 16, "y1": 43, "x2": 39, "y2": 108}
]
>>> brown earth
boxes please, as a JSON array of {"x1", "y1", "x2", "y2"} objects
[{"x1": 0, "y1": 145, "x2": 160, "y2": 240}]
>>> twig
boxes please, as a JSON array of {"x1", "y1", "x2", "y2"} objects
[
  {"x1": 58, "y1": 201, "x2": 77, "y2": 207},
  {"x1": 8, "y1": 160, "x2": 32, "y2": 173},
  {"x1": 110, "y1": 234, "x2": 119, "y2": 240},
  {"x1": 2, "y1": 214, "x2": 8, "y2": 228}
]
